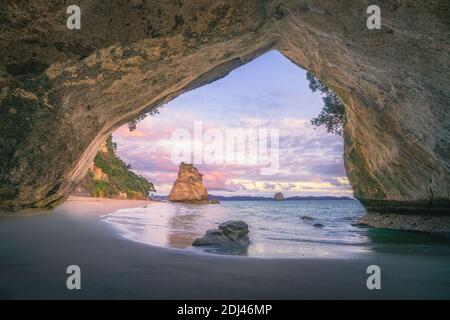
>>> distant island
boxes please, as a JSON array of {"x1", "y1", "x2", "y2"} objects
[{"x1": 152, "y1": 194, "x2": 354, "y2": 201}]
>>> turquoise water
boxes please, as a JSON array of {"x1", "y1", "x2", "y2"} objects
[{"x1": 101, "y1": 200, "x2": 450, "y2": 258}]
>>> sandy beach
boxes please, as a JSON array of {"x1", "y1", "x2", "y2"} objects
[{"x1": 0, "y1": 197, "x2": 449, "y2": 299}]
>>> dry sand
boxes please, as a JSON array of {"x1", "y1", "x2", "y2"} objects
[{"x1": 0, "y1": 197, "x2": 449, "y2": 299}]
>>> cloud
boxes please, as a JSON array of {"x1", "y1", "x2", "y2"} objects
[{"x1": 112, "y1": 114, "x2": 349, "y2": 196}]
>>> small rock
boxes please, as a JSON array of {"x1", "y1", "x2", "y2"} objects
[
  {"x1": 274, "y1": 192, "x2": 285, "y2": 201},
  {"x1": 193, "y1": 229, "x2": 233, "y2": 246},
  {"x1": 192, "y1": 220, "x2": 250, "y2": 253},
  {"x1": 301, "y1": 215, "x2": 315, "y2": 221}
]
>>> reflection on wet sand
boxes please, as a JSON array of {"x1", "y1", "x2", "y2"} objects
[{"x1": 167, "y1": 213, "x2": 202, "y2": 248}]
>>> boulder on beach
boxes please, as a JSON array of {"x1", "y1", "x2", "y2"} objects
[
  {"x1": 274, "y1": 192, "x2": 285, "y2": 201},
  {"x1": 168, "y1": 162, "x2": 209, "y2": 203},
  {"x1": 192, "y1": 221, "x2": 250, "y2": 254}
]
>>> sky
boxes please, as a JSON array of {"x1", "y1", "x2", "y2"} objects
[{"x1": 113, "y1": 51, "x2": 352, "y2": 197}]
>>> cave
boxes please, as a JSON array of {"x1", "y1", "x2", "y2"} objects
[{"x1": 0, "y1": 1, "x2": 449, "y2": 230}]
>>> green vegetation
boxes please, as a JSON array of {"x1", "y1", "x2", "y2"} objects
[
  {"x1": 306, "y1": 72, "x2": 345, "y2": 135},
  {"x1": 81, "y1": 136, "x2": 155, "y2": 199}
]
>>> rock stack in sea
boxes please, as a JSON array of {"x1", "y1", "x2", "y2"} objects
[
  {"x1": 274, "y1": 192, "x2": 285, "y2": 201},
  {"x1": 168, "y1": 163, "x2": 209, "y2": 203}
]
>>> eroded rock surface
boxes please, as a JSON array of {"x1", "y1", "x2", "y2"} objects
[
  {"x1": 168, "y1": 163, "x2": 208, "y2": 203},
  {"x1": 0, "y1": 1, "x2": 449, "y2": 227},
  {"x1": 357, "y1": 213, "x2": 450, "y2": 235}
]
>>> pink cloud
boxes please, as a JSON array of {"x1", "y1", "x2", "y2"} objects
[{"x1": 111, "y1": 111, "x2": 349, "y2": 196}]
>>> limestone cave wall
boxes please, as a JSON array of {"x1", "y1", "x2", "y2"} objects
[{"x1": 0, "y1": 0, "x2": 448, "y2": 215}]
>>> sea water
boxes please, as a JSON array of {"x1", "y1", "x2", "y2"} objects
[{"x1": 101, "y1": 200, "x2": 450, "y2": 258}]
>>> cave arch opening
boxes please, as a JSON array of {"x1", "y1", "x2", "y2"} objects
[
  {"x1": 86, "y1": 50, "x2": 367, "y2": 257},
  {"x1": 90, "y1": 50, "x2": 353, "y2": 202},
  {"x1": 0, "y1": 0, "x2": 445, "y2": 225}
]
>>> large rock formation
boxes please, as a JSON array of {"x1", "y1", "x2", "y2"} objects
[
  {"x1": 168, "y1": 163, "x2": 208, "y2": 203},
  {"x1": 0, "y1": 1, "x2": 449, "y2": 230}
]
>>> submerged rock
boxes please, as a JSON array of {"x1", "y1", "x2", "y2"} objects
[
  {"x1": 274, "y1": 192, "x2": 285, "y2": 201},
  {"x1": 313, "y1": 223, "x2": 324, "y2": 228},
  {"x1": 301, "y1": 215, "x2": 315, "y2": 221},
  {"x1": 192, "y1": 221, "x2": 250, "y2": 254},
  {"x1": 168, "y1": 163, "x2": 208, "y2": 203}
]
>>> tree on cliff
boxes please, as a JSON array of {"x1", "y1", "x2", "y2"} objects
[
  {"x1": 306, "y1": 72, "x2": 345, "y2": 135},
  {"x1": 80, "y1": 136, "x2": 155, "y2": 199},
  {"x1": 127, "y1": 105, "x2": 164, "y2": 131}
]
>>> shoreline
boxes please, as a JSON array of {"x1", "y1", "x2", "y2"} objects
[
  {"x1": 0, "y1": 196, "x2": 153, "y2": 218},
  {"x1": 0, "y1": 197, "x2": 449, "y2": 299}
]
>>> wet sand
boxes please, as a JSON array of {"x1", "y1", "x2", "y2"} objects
[{"x1": 0, "y1": 197, "x2": 448, "y2": 299}]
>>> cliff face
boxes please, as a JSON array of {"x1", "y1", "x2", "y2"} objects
[
  {"x1": 168, "y1": 163, "x2": 208, "y2": 203},
  {"x1": 0, "y1": 1, "x2": 449, "y2": 228},
  {"x1": 76, "y1": 137, "x2": 155, "y2": 200}
]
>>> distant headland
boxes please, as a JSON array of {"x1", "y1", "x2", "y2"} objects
[{"x1": 152, "y1": 194, "x2": 354, "y2": 201}]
